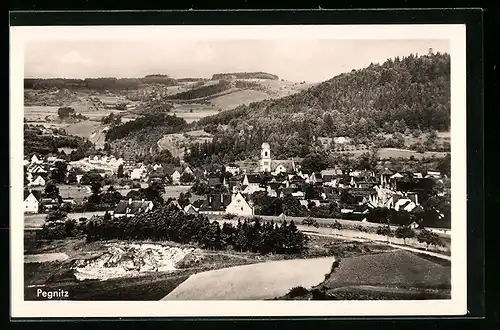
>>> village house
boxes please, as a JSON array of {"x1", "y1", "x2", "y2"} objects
[
  {"x1": 24, "y1": 190, "x2": 42, "y2": 213},
  {"x1": 113, "y1": 198, "x2": 154, "y2": 218},
  {"x1": 309, "y1": 172, "x2": 323, "y2": 185},
  {"x1": 171, "y1": 169, "x2": 182, "y2": 184},
  {"x1": 184, "y1": 204, "x2": 199, "y2": 215},
  {"x1": 30, "y1": 154, "x2": 43, "y2": 165},
  {"x1": 225, "y1": 192, "x2": 254, "y2": 217},
  {"x1": 225, "y1": 164, "x2": 240, "y2": 176},
  {"x1": 40, "y1": 197, "x2": 59, "y2": 211},
  {"x1": 207, "y1": 176, "x2": 222, "y2": 188},
  {"x1": 28, "y1": 175, "x2": 46, "y2": 187},
  {"x1": 130, "y1": 164, "x2": 148, "y2": 181},
  {"x1": 182, "y1": 166, "x2": 194, "y2": 176},
  {"x1": 199, "y1": 193, "x2": 232, "y2": 215},
  {"x1": 167, "y1": 200, "x2": 183, "y2": 211}
]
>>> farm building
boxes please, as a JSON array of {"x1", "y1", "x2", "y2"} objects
[
  {"x1": 24, "y1": 190, "x2": 42, "y2": 213},
  {"x1": 225, "y1": 192, "x2": 254, "y2": 217},
  {"x1": 113, "y1": 199, "x2": 154, "y2": 218}
]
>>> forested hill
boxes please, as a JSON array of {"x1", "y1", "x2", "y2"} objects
[{"x1": 199, "y1": 52, "x2": 450, "y2": 136}]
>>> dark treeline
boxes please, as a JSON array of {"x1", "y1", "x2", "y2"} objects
[
  {"x1": 367, "y1": 206, "x2": 450, "y2": 228},
  {"x1": 212, "y1": 72, "x2": 279, "y2": 80},
  {"x1": 105, "y1": 113, "x2": 187, "y2": 141},
  {"x1": 24, "y1": 75, "x2": 177, "y2": 91},
  {"x1": 166, "y1": 80, "x2": 231, "y2": 100},
  {"x1": 176, "y1": 78, "x2": 209, "y2": 83},
  {"x1": 196, "y1": 53, "x2": 450, "y2": 158},
  {"x1": 83, "y1": 206, "x2": 308, "y2": 254}
]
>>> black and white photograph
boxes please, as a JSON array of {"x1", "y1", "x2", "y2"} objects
[{"x1": 10, "y1": 23, "x2": 468, "y2": 317}]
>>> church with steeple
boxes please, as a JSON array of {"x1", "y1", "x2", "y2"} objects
[
  {"x1": 260, "y1": 142, "x2": 271, "y2": 172},
  {"x1": 259, "y1": 142, "x2": 297, "y2": 174}
]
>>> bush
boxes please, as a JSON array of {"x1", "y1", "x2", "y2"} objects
[
  {"x1": 288, "y1": 286, "x2": 309, "y2": 298},
  {"x1": 223, "y1": 213, "x2": 236, "y2": 220},
  {"x1": 329, "y1": 221, "x2": 343, "y2": 230},
  {"x1": 301, "y1": 216, "x2": 319, "y2": 228},
  {"x1": 355, "y1": 224, "x2": 368, "y2": 233},
  {"x1": 37, "y1": 218, "x2": 87, "y2": 240}
]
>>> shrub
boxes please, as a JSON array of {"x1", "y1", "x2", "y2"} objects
[
  {"x1": 329, "y1": 221, "x2": 343, "y2": 230},
  {"x1": 355, "y1": 224, "x2": 368, "y2": 233},
  {"x1": 288, "y1": 286, "x2": 309, "y2": 298},
  {"x1": 223, "y1": 213, "x2": 236, "y2": 220}
]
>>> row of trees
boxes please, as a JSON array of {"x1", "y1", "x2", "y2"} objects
[
  {"x1": 82, "y1": 206, "x2": 308, "y2": 254},
  {"x1": 212, "y1": 72, "x2": 279, "y2": 80},
  {"x1": 166, "y1": 80, "x2": 231, "y2": 100},
  {"x1": 24, "y1": 76, "x2": 177, "y2": 91},
  {"x1": 375, "y1": 225, "x2": 444, "y2": 250}
]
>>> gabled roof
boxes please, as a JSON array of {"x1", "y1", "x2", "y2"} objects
[
  {"x1": 271, "y1": 160, "x2": 295, "y2": 171},
  {"x1": 24, "y1": 190, "x2": 42, "y2": 202},
  {"x1": 390, "y1": 172, "x2": 404, "y2": 179},
  {"x1": 114, "y1": 200, "x2": 152, "y2": 215},
  {"x1": 311, "y1": 173, "x2": 322, "y2": 180},
  {"x1": 380, "y1": 168, "x2": 393, "y2": 175},
  {"x1": 244, "y1": 174, "x2": 261, "y2": 184},
  {"x1": 208, "y1": 177, "x2": 222, "y2": 186},
  {"x1": 192, "y1": 199, "x2": 205, "y2": 208}
]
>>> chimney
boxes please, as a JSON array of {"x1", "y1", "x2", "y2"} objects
[
  {"x1": 220, "y1": 194, "x2": 223, "y2": 203},
  {"x1": 128, "y1": 198, "x2": 132, "y2": 205}
]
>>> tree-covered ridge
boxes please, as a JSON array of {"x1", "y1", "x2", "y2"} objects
[
  {"x1": 24, "y1": 75, "x2": 177, "y2": 91},
  {"x1": 212, "y1": 72, "x2": 279, "y2": 80},
  {"x1": 166, "y1": 80, "x2": 232, "y2": 100},
  {"x1": 24, "y1": 124, "x2": 95, "y2": 160},
  {"x1": 200, "y1": 53, "x2": 450, "y2": 134},
  {"x1": 105, "y1": 113, "x2": 187, "y2": 141}
]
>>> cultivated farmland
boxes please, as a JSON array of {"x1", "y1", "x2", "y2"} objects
[{"x1": 321, "y1": 250, "x2": 450, "y2": 290}]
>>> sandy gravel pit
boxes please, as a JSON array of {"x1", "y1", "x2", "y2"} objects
[{"x1": 162, "y1": 256, "x2": 335, "y2": 300}]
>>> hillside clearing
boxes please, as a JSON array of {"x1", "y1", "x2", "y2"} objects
[{"x1": 209, "y1": 89, "x2": 272, "y2": 110}]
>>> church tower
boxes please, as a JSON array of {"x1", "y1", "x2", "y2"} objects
[{"x1": 260, "y1": 142, "x2": 271, "y2": 172}]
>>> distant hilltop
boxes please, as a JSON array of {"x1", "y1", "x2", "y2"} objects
[{"x1": 211, "y1": 72, "x2": 279, "y2": 80}]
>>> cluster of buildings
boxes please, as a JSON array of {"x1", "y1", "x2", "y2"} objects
[
  {"x1": 122, "y1": 161, "x2": 198, "y2": 184},
  {"x1": 179, "y1": 143, "x2": 445, "y2": 219},
  {"x1": 23, "y1": 154, "x2": 67, "y2": 188}
]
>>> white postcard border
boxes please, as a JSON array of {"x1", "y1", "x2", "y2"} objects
[{"x1": 10, "y1": 24, "x2": 467, "y2": 318}]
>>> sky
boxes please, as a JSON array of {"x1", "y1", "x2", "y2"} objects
[{"x1": 25, "y1": 39, "x2": 450, "y2": 83}]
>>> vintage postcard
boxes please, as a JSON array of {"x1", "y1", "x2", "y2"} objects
[{"x1": 11, "y1": 24, "x2": 467, "y2": 318}]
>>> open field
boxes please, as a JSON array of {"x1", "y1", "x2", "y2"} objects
[
  {"x1": 209, "y1": 89, "x2": 271, "y2": 110},
  {"x1": 57, "y1": 184, "x2": 92, "y2": 200},
  {"x1": 24, "y1": 106, "x2": 60, "y2": 121},
  {"x1": 175, "y1": 111, "x2": 220, "y2": 123},
  {"x1": 64, "y1": 121, "x2": 102, "y2": 139},
  {"x1": 322, "y1": 249, "x2": 450, "y2": 290},
  {"x1": 162, "y1": 185, "x2": 192, "y2": 200},
  {"x1": 163, "y1": 256, "x2": 336, "y2": 300},
  {"x1": 277, "y1": 249, "x2": 450, "y2": 300},
  {"x1": 23, "y1": 231, "x2": 391, "y2": 300},
  {"x1": 25, "y1": 211, "x2": 106, "y2": 229}
]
